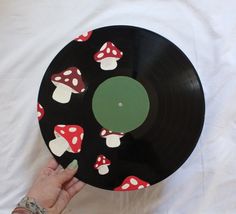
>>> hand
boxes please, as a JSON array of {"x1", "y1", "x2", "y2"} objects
[{"x1": 27, "y1": 158, "x2": 85, "y2": 214}]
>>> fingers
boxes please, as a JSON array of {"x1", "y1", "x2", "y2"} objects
[
  {"x1": 66, "y1": 181, "x2": 85, "y2": 198},
  {"x1": 56, "y1": 160, "x2": 78, "y2": 185},
  {"x1": 63, "y1": 177, "x2": 79, "y2": 190},
  {"x1": 50, "y1": 160, "x2": 84, "y2": 214},
  {"x1": 50, "y1": 190, "x2": 70, "y2": 213},
  {"x1": 55, "y1": 165, "x2": 63, "y2": 174},
  {"x1": 52, "y1": 181, "x2": 85, "y2": 213},
  {"x1": 39, "y1": 158, "x2": 58, "y2": 176},
  {"x1": 47, "y1": 158, "x2": 59, "y2": 170}
]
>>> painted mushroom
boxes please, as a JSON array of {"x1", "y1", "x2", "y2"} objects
[
  {"x1": 94, "y1": 155, "x2": 111, "y2": 175},
  {"x1": 100, "y1": 128, "x2": 124, "y2": 148},
  {"x1": 74, "y1": 31, "x2": 93, "y2": 42},
  {"x1": 51, "y1": 67, "x2": 85, "y2": 104},
  {"x1": 37, "y1": 103, "x2": 44, "y2": 121},
  {"x1": 94, "y1": 41, "x2": 123, "y2": 70},
  {"x1": 49, "y1": 125, "x2": 84, "y2": 157},
  {"x1": 114, "y1": 176, "x2": 150, "y2": 191}
]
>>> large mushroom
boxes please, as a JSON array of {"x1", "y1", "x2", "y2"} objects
[
  {"x1": 74, "y1": 31, "x2": 93, "y2": 42},
  {"x1": 114, "y1": 176, "x2": 150, "y2": 191},
  {"x1": 37, "y1": 103, "x2": 44, "y2": 121},
  {"x1": 94, "y1": 155, "x2": 111, "y2": 175},
  {"x1": 49, "y1": 125, "x2": 84, "y2": 157},
  {"x1": 51, "y1": 67, "x2": 85, "y2": 104},
  {"x1": 100, "y1": 128, "x2": 124, "y2": 148},
  {"x1": 94, "y1": 41, "x2": 123, "y2": 70}
]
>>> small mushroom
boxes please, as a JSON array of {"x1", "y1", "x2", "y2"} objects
[
  {"x1": 94, "y1": 155, "x2": 111, "y2": 175},
  {"x1": 37, "y1": 103, "x2": 44, "y2": 121},
  {"x1": 74, "y1": 31, "x2": 93, "y2": 42},
  {"x1": 51, "y1": 67, "x2": 85, "y2": 104},
  {"x1": 100, "y1": 128, "x2": 124, "y2": 148},
  {"x1": 94, "y1": 41, "x2": 123, "y2": 70},
  {"x1": 114, "y1": 176, "x2": 150, "y2": 191},
  {"x1": 49, "y1": 124, "x2": 84, "y2": 157}
]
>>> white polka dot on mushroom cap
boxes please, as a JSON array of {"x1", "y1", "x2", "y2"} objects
[
  {"x1": 81, "y1": 88, "x2": 85, "y2": 92},
  {"x1": 37, "y1": 112, "x2": 41, "y2": 117},
  {"x1": 101, "y1": 130, "x2": 106, "y2": 136},
  {"x1": 138, "y1": 185, "x2": 144, "y2": 189},
  {"x1": 72, "y1": 137, "x2": 78, "y2": 144},
  {"x1": 63, "y1": 70, "x2": 72, "y2": 75},
  {"x1": 112, "y1": 50, "x2": 117, "y2": 55},
  {"x1": 72, "y1": 78, "x2": 78, "y2": 86},
  {"x1": 130, "y1": 178, "x2": 138, "y2": 185},
  {"x1": 77, "y1": 69, "x2": 81, "y2": 75},
  {"x1": 80, "y1": 133, "x2": 84, "y2": 140},
  {"x1": 60, "y1": 130, "x2": 65, "y2": 134},
  {"x1": 98, "y1": 157, "x2": 101, "y2": 161},
  {"x1": 58, "y1": 125, "x2": 66, "y2": 127},
  {"x1": 55, "y1": 76, "x2": 61, "y2": 81},
  {"x1": 100, "y1": 43, "x2": 107, "y2": 51},
  {"x1": 102, "y1": 160, "x2": 106, "y2": 164},
  {"x1": 97, "y1": 53, "x2": 104, "y2": 58},
  {"x1": 77, "y1": 39, "x2": 82, "y2": 42},
  {"x1": 39, "y1": 104, "x2": 43, "y2": 109},
  {"x1": 121, "y1": 183, "x2": 130, "y2": 190},
  {"x1": 83, "y1": 32, "x2": 88, "y2": 37},
  {"x1": 107, "y1": 48, "x2": 110, "y2": 53},
  {"x1": 65, "y1": 78, "x2": 69, "y2": 82},
  {"x1": 111, "y1": 43, "x2": 115, "y2": 46},
  {"x1": 95, "y1": 164, "x2": 98, "y2": 168},
  {"x1": 69, "y1": 127, "x2": 77, "y2": 132}
]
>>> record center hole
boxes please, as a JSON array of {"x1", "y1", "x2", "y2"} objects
[{"x1": 118, "y1": 102, "x2": 123, "y2": 107}]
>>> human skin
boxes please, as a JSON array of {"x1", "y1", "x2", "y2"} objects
[{"x1": 13, "y1": 158, "x2": 85, "y2": 214}]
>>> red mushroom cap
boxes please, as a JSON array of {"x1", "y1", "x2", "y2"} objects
[
  {"x1": 100, "y1": 128, "x2": 124, "y2": 137},
  {"x1": 54, "y1": 125, "x2": 84, "y2": 153},
  {"x1": 37, "y1": 103, "x2": 44, "y2": 121},
  {"x1": 94, "y1": 155, "x2": 111, "y2": 169},
  {"x1": 51, "y1": 67, "x2": 85, "y2": 93},
  {"x1": 114, "y1": 176, "x2": 150, "y2": 191},
  {"x1": 94, "y1": 42, "x2": 123, "y2": 62},
  {"x1": 75, "y1": 31, "x2": 92, "y2": 42}
]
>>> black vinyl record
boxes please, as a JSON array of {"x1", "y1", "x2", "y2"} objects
[{"x1": 37, "y1": 25, "x2": 205, "y2": 191}]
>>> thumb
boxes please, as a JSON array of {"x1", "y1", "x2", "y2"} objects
[{"x1": 56, "y1": 160, "x2": 78, "y2": 185}]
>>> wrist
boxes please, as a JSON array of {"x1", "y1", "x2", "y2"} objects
[
  {"x1": 12, "y1": 207, "x2": 32, "y2": 214},
  {"x1": 13, "y1": 196, "x2": 47, "y2": 214}
]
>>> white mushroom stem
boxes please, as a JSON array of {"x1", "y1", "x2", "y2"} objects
[
  {"x1": 98, "y1": 165, "x2": 109, "y2": 175},
  {"x1": 52, "y1": 84, "x2": 72, "y2": 104},
  {"x1": 49, "y1": 137, "x2": 68, "y2": 157},
  {"x1": 100, "y1": 57, "x2": 118, "y2": 70},
  {"x1": 105, "y1": 134, "x2": 122, "y2": 148}
]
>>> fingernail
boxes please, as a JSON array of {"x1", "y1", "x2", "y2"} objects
[{"x1": 67, "y1": 159, "x2": 78, "y2": 170}]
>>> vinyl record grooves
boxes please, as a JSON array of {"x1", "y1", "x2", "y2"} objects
[{"x1": 37, "y1": 25, "x2": 205, "y2": 191}]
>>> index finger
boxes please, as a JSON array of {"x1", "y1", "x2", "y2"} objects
[{"x1": 47, "y1": 158, "x2": 59, "y2": 170}]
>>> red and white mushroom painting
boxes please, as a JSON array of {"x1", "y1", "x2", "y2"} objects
[
  {"x1": 74, "y1": 31, "x2": 93, "y2": 42},
  {"x1": 94, "y1": 155, "x2": 111, "y2": 175},
  {"x1": 51, "y1": 67, "x2": 85, "y2": 104},
  {"x1": 100, "y1": 128, "x2": 124, "y2": 148},
  {"x1": 37, "y1": 103, "x2": 44, "y2": 121},
  {"x1": 49, "y1": 125, "x2": 84, "y2": 157},
  {"x1": 94, "y1": 42, "x2": 123, "y2": 70},
  {"x1": 114, "y1": 176, "x2": 150, "y2": 191}
]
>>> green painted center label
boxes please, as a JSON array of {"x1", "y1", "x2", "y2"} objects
[{"x1": 92, "y1": 76, "x2": 150, "y2": 133}]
